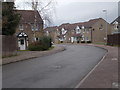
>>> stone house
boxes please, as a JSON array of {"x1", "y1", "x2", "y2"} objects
[
  {"x1": 44, "y1": 26, "x2": 59, "y2": 43},
  {"x1": 69, "y1": 18, "x2": 112, "y2": 43},
  {"x1": 57, "y1": 23, "x2": 71, "y2": 43},
  {"x1": 15, "y1": 10, "x2": 44, "y2": 50},
  {"x1": 44, "y1": 18, "x2": 112, "y2": 44}
]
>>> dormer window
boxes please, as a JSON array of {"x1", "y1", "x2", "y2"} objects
[
  {"x1": 19, "y1": 24, "x2": 24, "y2": 30},
  {"x1": 61, "y1": 28, "x2": 67, "y2": 35},
  {"x1": 114, "y1": 21, "x2": 118, "y2": 31},
  {"x1": 76, "y1": 26, "x2": 81, "y2": 34}
]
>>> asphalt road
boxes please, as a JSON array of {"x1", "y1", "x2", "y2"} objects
[{"x1": 3, "y1": 44, "x2": 107, "y2": 88}]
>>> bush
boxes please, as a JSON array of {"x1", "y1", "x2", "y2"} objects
[
  {"x1": 28, "y1": 36, "x2": 52, "y2": 51},
  {"x1": 81, "y1": 41, "x2": 85, "y2": 43}
]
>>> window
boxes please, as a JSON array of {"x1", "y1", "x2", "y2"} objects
[
  {"x1": 19, "y1": 24, "x2": 24, "y2": 30},
  {"x1": 114, "y1": 24, "x2": 118, "y2": 31},
  {"x1": 20, "y1": 39, "x2": 24, "y2": 45},
  {"x1": 61, "y1": 28, "x2": 67, "y2": 35},
  {"x1": 46, "y1": 31, "x2": 49, "y2": 36},
  {"x1": 31, "y1": 24, "x2": 38, "y2": 31},
  {"x1": 99, "y1": 24, "x2": 103, "y2": 30},
  {"x1": 76, "y1": 29, "x2": 81, "y2": 34},
  {"x1": 36, "y1": 37, "x2": 39, "y2": 41}
]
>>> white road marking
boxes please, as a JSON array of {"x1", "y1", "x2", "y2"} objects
[{"x1": 75, "y1": 52, "x2": 108, "y2": 88}]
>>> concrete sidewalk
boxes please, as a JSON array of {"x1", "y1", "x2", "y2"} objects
[
  {"x1": 77, "y1": 44, "x2": 119, "y2": 88},
  {"x1": 2, "y1": 45, "x2": 65, "y2": 65}
]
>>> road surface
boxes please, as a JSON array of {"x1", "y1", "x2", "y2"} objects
[{"x1": 3, "y1": 44, "x2": 107, "y2": 88}]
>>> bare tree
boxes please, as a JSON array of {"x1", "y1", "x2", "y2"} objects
[{"x1": 23, "y1": 0, "x2": 56, "y2": 28}]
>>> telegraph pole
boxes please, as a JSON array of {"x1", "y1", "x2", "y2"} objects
[{"x1": 103, "y1": 10, "x2": 108, "y2": 45}]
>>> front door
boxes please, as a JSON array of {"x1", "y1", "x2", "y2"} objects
[
  {"x1": 71, "y1": 37, "x2": 74, "y2": 43},
  {"x1": 18, "y1": 38, "x2": 26, "y2": 50}
]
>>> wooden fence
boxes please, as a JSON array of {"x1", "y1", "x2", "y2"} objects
[
  {"x1": 107, "y1": 33, "x2": 120, "y2": 46},
  {"x1": 2, "y1": 35, "x2": 17, "y2": 57}
]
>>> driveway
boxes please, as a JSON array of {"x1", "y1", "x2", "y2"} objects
[{"x1": 2, "y1": 44, "x2": 107, "y2": 88}]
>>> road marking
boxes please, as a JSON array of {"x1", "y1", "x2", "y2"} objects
[{"x1": 75, "y1": 52, "x2": 108, "y2": 88}]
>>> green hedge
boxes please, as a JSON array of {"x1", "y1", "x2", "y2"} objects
[{"x1": 28, "y1": 36, "x2": 52, "y2": 51}]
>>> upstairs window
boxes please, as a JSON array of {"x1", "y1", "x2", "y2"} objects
[
  {"x1": 61, "y1": 28, "x2": 67, "y2": 35},
  {"x1": 31, "y1": 24, "x2": 39, "y2": 31},
  {"x1": 19, "y1": 24, "x2": 24, "y2": 31},
  {"x1": 46, "y1": 31, "x2": 49, "y2": 36},
  {"x1": 76, "y1": 26, "x2": 81, "y2": 34},
  {"x1": 99, "y1": 24, "x2": 103, "y2": 30}
]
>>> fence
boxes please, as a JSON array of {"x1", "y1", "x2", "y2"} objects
[
  {"x1": 2, "y1": 35, "x2": 17, "y2": 57},
  {"x1": 107, "y1": 33, "x2": 120, "y2": 46}
]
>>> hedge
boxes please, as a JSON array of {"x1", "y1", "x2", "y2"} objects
[{"x1": 28, "y1": 36, "x2": 52, "y2": 51}]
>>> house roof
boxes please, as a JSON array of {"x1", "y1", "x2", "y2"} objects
[
  {"x1": 58, "y1": 23, "x2": 70, "y2": 30},
  {"x1": 111, "y1": 16, "x2": 120, "y2": 24},
  {"x1": 74, "y1": 18, "x2": 102, "y2": 28},
  {"x1": 44, "y1": 18, "x2": 103, "y2": 34},
  {"x1": 66, "y1": 18, "x2": 102, "y2": 31},
  {"x1": 44, "y1": 26, "x2": 58, "y2": 32},
  {"x1": 15, "y1": 10, "x2": 43, "y2": 24}
]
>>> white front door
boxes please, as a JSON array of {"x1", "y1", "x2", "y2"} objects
[
  {"x1": 71, "y1": 37, "x2": 74, "y2": 43},
  {"x1": 18, "y1": 38, "x2": 26, "y2": 50}
]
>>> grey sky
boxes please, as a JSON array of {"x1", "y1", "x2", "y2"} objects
[{"x1": 15, "y1": 0, "x2": 119, "y2": 26}]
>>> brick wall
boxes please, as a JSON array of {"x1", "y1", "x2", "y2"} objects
[{"x1": 2, "y1": 35, "x2": 17, "y2": 57}]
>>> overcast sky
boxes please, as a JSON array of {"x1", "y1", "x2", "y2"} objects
[{"x1": 15, "y1": 0, "x2": 119, "y2": 26}]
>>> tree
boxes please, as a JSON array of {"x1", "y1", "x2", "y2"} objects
[
  {"x1": 2, "y1": 2, "x2": 20, "y2": 35},
  {"x1": 16, "y1": 0, "x2": 56, "y2": 28}
]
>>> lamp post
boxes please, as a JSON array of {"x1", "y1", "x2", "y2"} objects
[{"x1": 103, "y1": 10, "x2": 108, "y2": 45}]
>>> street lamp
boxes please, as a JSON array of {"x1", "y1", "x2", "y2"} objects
[{"x1": 103, "y1": 9, "x2": 108, "y2": 45}]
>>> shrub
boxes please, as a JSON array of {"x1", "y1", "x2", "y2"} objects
[{"x1": 28, "y1": 36, "x2": 52, "y2": 51}]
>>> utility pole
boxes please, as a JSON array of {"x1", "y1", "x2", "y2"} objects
[{"x1": 103, "y1": 10, "x2": 108, "y2": 45}]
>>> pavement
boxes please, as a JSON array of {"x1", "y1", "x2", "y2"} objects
[
  {"x1": 2, "y1": 45, "x2": 65, "y2": 65},
  {"x1": 77, "y1": 44, "x2": 119, "y2": 88}
]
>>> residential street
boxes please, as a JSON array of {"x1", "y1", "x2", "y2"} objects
[{"x1": 3, "y1": 44, "x2": 107, "y2": 88}]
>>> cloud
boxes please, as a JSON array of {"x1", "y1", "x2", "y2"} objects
[{"x1": 53, "y1": 2, "x2": 118, "y2": 26}]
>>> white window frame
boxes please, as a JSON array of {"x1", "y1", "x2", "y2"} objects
[
  {"x1": 76, "y1": 26, "x2": 81, "y2": 34},
  {"x1": 61, "y1": 28, "x2": 67, "y2": 35},
  {"x1": 31, "y1": 24, "x2": 39, "y2": 31},
  {"x1": 19, "y1": 24, "x2": 24, "y2": 31}
]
